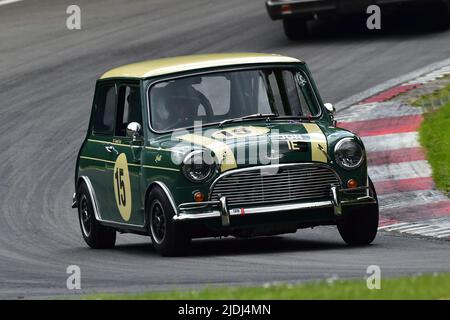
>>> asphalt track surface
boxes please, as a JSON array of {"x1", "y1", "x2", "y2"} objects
[{"x1": 1, "y1": 0, "x2": 450, "y2": 298}]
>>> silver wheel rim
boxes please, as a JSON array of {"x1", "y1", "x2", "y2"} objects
[
  {"x1": 150, "y1": 200, "x2": 166, "y2": 245},
  {"x1": 79, "y1": 194, "x2": 92, "y2": 237}
]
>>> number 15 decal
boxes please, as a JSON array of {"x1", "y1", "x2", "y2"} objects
[
  {"x1": 113, "y1": 153, "x2": 132, "y2": 221},
  {"x1": 115, "y1": 168, "x2": 126, "y2": 206}
]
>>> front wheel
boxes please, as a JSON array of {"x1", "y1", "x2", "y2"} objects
[
  {"x1": 147, "y1": 187, "x2": 191, "y2": 256},
  {"x1": 77, "y1": 183, "x2": 116, "y2": 249},
  {"x1": 337, "y1": 179, "x2": 379, "y2": 246}
]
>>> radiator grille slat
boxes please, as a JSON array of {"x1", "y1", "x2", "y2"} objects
[{"x1": 210, "y1": 165, "x2": 340, "y2": 207}]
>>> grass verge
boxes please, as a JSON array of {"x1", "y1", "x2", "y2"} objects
[
  {"x1": 418, "y1": 86, "x2": 450, "y2": 193},
  {"x1": 83, "y1": 273, "x2": 450, "y2": 300}
]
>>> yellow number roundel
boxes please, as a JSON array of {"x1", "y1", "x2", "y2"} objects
[{"x1": 113, "y1": 153, "x2": 132, "y2": 221}]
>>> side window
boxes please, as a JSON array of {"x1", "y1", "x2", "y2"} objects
[
  {"x1": 92, "y1": 84, "x2": 116, "y2": 135},
  {"x1": 115, "y1": 85, "x2": 142, "y2": 137}
]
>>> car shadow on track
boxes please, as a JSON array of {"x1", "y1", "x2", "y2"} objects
[
  {"x1": 112, "y1": 231, "x2": 370, "y2": 257},
  {"x1": 186, "y1": 236, "x2": 349, "y2": 257},
  {"x1": 292, "y1": 8, "x2": 449, "y2": 43}
]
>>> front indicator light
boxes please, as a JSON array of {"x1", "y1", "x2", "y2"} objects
[
  {"x1": 194, "y1": 192, "x2": 205, "y2": 202},
  {"x1": 347, "y1": 179, "x2": 358, "y2": 189}
]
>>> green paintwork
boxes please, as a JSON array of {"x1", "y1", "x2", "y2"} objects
[{"x1": 75, "y1": 62, "x2": 368, "y2": 231}]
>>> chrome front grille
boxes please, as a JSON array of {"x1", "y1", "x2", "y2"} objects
[{"x1": 210, "y1": 165, "x2": 340, "y2": 207}]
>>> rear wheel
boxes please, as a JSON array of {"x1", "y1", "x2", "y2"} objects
[
  {"x1": 337, "y1": 179, "x2": 379, "y2": 246},
  {"x1": 283, "y1": 18, "x2": 308, "y2": 40},
  {"x1": 77, "y1": 183, "x2": 116, "y2": 249},
  {"x1": 147, "y1": 187, "x2": 191, "y2": 256}
]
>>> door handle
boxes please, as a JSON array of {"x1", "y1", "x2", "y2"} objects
[{"x1": 105, "y1": 145, "x2": 119, "y2": 155}]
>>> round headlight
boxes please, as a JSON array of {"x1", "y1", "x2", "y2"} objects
[
  {"x1": 181, "y1": 150, "x2": 216, "y2": 183},
  {"x1": 334, "y1": 138, "x2": 364, "y2": 169}
]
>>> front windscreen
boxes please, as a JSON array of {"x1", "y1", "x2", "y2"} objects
[{"x1": 149, "y1": 68, "x2": 320, "y2": 131}]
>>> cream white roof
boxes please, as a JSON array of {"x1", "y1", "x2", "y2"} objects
[{"x1": 100, "y1": 53, "x2": 301, "y2": 79}]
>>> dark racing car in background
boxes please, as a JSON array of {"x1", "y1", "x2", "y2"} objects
[{"x1": 266, "y1": 0, "x2": 450, "y2": 39}]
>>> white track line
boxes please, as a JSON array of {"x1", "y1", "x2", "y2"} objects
[
  {"x1": 368, "y1": 160, "x2": 432, "y2": 182},
  {"x1": 378, "y1": 190, "x2": 448, "y2": 211},
  {"x1": 407, "y1": 67, "x2": 450, "y2": 84},
  {"x1": 379, "y1": 222, "x2": 450, "y2": 239},
  {"x1": 378, "y1": 222, "x2": 409, "y2": 230},
  {"x1": 362, "y1": 132, "x2": 420, "y2": 153},
  {"x1": 436, "y1": 233, "x2": 450, "y2": 239},
  {"x1": 385, "y1": 223, "x2": 429, "y2": 231},
  {"x1": 403, "y1": 226, "x2": 439, "y2": 234},
  {"x1": 0, "y1": 0, "x2": 23, "y2": 6},
  {"x1": 399, "y1": 225, "x2": 437, "y2": 233},
  {"x1": 420, "y1": 228, "x2": 450, "y2": 236}
]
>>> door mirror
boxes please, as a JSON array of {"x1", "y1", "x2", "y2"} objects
[
  {"x1": 324, "y1": 103, "x2": 337, "y2": 127},
  {"x1": 126, "y1": 122, "x2": 142, "y2": 141},
  {"x1": 324, "y1": 103, "x2": 335, "y2": 115}
]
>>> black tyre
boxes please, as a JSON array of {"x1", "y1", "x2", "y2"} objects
[
  {"x1": 337, "y1": 178, "x2": 379, "y2": 246},
  {"x1": 283, "y1": 18, "x2": 308, "y2": 40},
  {"x1": 147, "y1": 187, "x2": 191, "y2": 256},
  {"x1": 77, "y1": 183, "x2": 116, "y2": 249}
]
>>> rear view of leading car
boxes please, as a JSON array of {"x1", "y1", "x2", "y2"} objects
[{"x1": 266, "y1": 0, "x2": 450, "y2": 39}]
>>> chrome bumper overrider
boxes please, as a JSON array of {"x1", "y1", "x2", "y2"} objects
[{"x1": 174, "y1": 184, "x2": 376, "y2": 226}]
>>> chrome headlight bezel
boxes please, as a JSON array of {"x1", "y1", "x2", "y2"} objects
[
  {"x1": 181, "y1": 149, "x2": 217, "y2": 183},
  {"x1": 334, "y1": 138, "x2": 364, "y2": 170}
]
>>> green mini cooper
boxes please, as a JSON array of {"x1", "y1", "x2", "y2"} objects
[{"x1": 73, "y1": 53, "x2": 379, "y2": 256}]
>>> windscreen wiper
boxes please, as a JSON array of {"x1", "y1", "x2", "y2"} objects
[{"x1": 219, "y1": 113, "x2": 278, "y2": 127}]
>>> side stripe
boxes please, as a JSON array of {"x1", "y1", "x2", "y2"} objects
[
  {"x1": 88, "y1": 139, "x2": 182, "y2": 153},
  {"x1": 88, "y1": 139, "x2": 131, "y2": 148},
  {"x1": 79, "y1": 156, "x2": 178, "y2": 171},
  {"x1": 80, "y1": 156, "x2": 115, "y2": 164}
]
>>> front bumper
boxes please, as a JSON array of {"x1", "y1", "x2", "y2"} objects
[{"x1": 174, "y1": 184, "x2": 376, "y2": 226}]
